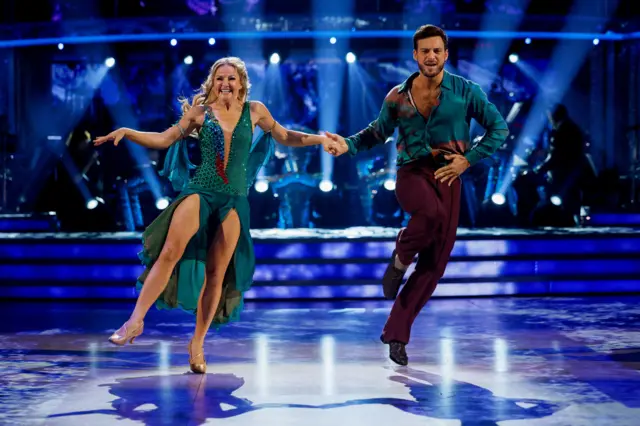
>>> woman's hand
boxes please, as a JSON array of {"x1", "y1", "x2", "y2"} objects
[{"x1": 94, "y1": 128, "x2": 127, "y2": 147}]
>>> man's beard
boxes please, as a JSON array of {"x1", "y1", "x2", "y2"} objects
[{"x1": 419, "y1": 62, "x2": 444, "y2": 78}]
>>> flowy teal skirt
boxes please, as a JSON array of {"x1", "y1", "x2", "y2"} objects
[
  {"x1": 135, "y1": 130, "x2": 274, "y2": 328},
  {"x1": 136, "y1": 185, "x2": 253, "y2": 327}
]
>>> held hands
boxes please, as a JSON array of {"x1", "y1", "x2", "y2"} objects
[
  {"x1": 94, "y1": 128, "x2": 127, "y2": 147},
  {"x1": 322, "y1": 131, "x2": 349, "y2": 157},
  {"x1": 434, "y1": 154, "x2": 470, "y2": 186}
]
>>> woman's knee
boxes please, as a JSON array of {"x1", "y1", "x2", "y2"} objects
[
  {"x1": 204, "y1": 270, "x2": 223, "y2": 289},
  {"x1": 204, "y1": 260, "x2": 228, "y2": 288},
  {"x1": 158, "y1": 241, "x2": 184, "y2": 264},
  {"x1": 205, "y1": 263, "x2": 216, "y2": 278}
]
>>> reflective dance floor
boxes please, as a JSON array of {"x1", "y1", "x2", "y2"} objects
[{"x1": 2, "y1": 296, "x2": 640, "y2": 425}]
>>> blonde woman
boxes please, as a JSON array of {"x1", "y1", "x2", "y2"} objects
[{"x1": 94, "y1": 57, "x2": 335, "y2": 374}]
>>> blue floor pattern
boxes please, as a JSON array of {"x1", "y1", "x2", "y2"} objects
[{"x1": 1, "y1": 296, "x2": 639, "y2": 425}]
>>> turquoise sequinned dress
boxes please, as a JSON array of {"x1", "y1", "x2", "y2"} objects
[{"x1": 136, "y1": 101, "x2": 274, "y2": 327}]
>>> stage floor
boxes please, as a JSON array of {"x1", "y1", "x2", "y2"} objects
[{"x1": 1, "y1": 296, "x2": 639, "y2": 425}]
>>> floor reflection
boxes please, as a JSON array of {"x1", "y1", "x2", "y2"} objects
[
  {"x1": 47, "y1": 367, "x2": 568, "y2": 425},
  {"x1": 48, "y1": 373, "x2": 311, "y2": 425},
  {"x1": 315, "y1": 367, "x2": 568, "y2": 426}
]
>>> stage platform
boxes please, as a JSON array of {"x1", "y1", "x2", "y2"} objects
[
  {"x1": 1, "y1": 226, "x2": 639, "y2": 300},
  {"x1": 2, "y1": 297, "x2": 640, "y2": 425}
]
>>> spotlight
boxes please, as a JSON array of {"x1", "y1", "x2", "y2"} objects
[
  {"x1": 86, "y1": 199, "x2": 98, "y2": 210},
  {"x1": 346, "y1": 52, "x2": 356, "y2": 63},
  {"x1": 508, "y1": 53, "x2": 519, "y2": 63},
  {"x1": 170, "y1": 38, "x2": 178, "y2": 47},
  {"x1": 593, "y1": 38, "x2": 600, "y2": 45},
  {"x1": 550, "y1": 195, "x2": 562, "y2": 206},
  {"x1": 183, "y1": 55, "x2": 193, "y2": 65},
  {"x1": 525, "y1": 37, "x2": 532, "y2": 44},
  {"x1": 254, "y1": 180, "x2": 269, "y2": 193},
  {"x1": 208, "y1": 38, "x2": 216, "y2": 46},
  {"x1": 329, "y1": 37, "x2": 337, "y2": 44},
  {"x1": 319, "y1": 180, "x2": 333, "y2": 192},
  {"x1": 155, "y1": 197, "x2": 170, "y2": 210},
  {"x1": 383, "y1": 179, "x2": 396, "y2": 191},
  {"x1": 57, "y1": 43, "x2": 64, "y2": 50},
  {"x1": 491, "y1": 193, "x2": 506, "y2": 205},
  {"x1": 269, "y1": 53, "x2": 280, "y2": 64},
  {"x1": 104, "y1": 57, "x2": 115, "y2": 68}
]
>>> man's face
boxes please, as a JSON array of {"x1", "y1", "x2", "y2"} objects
[{"x1": 413, "y1": 36, "x2": 448, "y2": 78}]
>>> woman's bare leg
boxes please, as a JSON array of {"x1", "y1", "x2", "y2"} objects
[
  {"x1": 190, "y1": 209, "x2": 241, "y2": 361},
  {"x1": 110, "y1": 194, "x2": 201, "y2": 343}
]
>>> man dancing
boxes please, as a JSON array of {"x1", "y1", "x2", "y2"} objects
[{"x1": 325, "y1": 25, "x2": 509, "y2": 365}]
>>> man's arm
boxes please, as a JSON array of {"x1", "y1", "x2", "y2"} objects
[
  {"x1": 463, "y1": 83, "x2": 510, "y2": 166},
  {"x1": 344, "y1": 89, "x2": 399, "y2": 156}
]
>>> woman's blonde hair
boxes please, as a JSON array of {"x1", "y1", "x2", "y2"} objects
[{"x1": 179, "y1": 56, "x2": 251, "y2": 114}]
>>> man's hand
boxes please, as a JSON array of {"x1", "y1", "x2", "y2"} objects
[
  {"x1": 323, "y1": 131, "x2": 349, "y2": 157},
  {"x1": 434, "y1": 154, "x2": 470, "y2": 186}
]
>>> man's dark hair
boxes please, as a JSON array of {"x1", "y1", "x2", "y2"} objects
[{"x1": 413, "y1": 25, "x2": 448, "y2": 51}]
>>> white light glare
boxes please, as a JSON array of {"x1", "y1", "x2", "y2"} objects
[
  {"x1": 491, "y1": 193, "x2": 506, "y2": 205},
  {"x1": 156, "y1": 197, "x2": 170, "y2": 210},
  {"x1": 550, "y1": 195, "x2": 562, "y2": 206},
  {"x1": 319, "y1": 180, "x2": 333, "y2": 192},
  {"x1": 254, "y1": 180, "x2": 269, "y2": 193}
]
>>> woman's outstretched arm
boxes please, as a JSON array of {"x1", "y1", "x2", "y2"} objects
[
  {"x1": 94, "y1": 106, "x2": 205, "y2": 150},
  {"x1": 250, "y1": 101, "x2": 332, "y2": 148}
]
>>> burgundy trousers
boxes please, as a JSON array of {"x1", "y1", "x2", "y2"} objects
[{"x1": 381, "y1": 156, "x2": 461, "y2": 345}]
